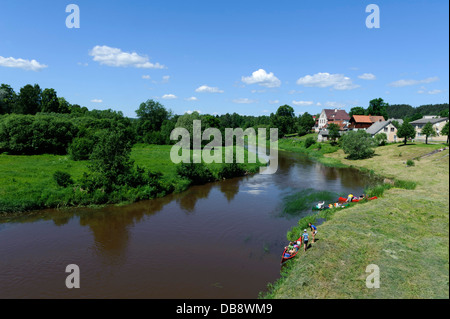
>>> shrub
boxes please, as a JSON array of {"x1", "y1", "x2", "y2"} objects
[
  {"x1": 53, "y1": 171, "x2": 74, "y2": 188},
  {"x1": 217, "y1": 162, "x2": 246, "y2": 179},
  {"x1": 304, "y1": 136, "x2": 316, "y2": 149},
  {"x1": 406, "y1": 159, "x2": 415, "y2": 167},
  {"x1": 68, "y1": 137, "x2": 95, "y2": 161},
  {"x1": 341, "y1": 130, "x2": 376, "y2": 160},
  {"x1": 176, "y1": 162, "x2": 214, "y2": 185}
]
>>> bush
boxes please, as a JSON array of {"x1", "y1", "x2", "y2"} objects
[
  {"x1": 406, "y1": 159, "x2": 415, "y2": 167},
  {"x1": 53, "y1": 171, "x2": 74, "y2": 188},
  {"x1": 341, "y1": 130, "x2": 376, "y2": 160},
  {"x1": 304, "y1": 136, "x2": 316, "y2": 148},
  {"x1": 217, "y1": 162, "x2": 246, "y2": 179},
  {"x1": 176, "y1": 162, "x2": 214, "y2": 185},
  {"x1": 68, "y1": 137, "x2": 95, "y2": 161}
]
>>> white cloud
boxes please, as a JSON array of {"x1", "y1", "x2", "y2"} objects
[
  {"x1": 142, "y1": 75, "x2": 151, "y2": 79},
  {"x1": 241, "y1": 69, "x2": 281, "y2": 88},
  {"x1": 91, "y1": 99, "x2": 103, "y2": 103},
  {"x1": 195, "y1": 85, "x2": 224, "y2": 93},
  {"x1": 185, "y1": 96, "x2": 198, "y2": 101},
  {"x1": 417, "y1": 87, "x2": 442, "y2": 95},
  {"x1": 162, "y1": 75, "x2": 170, "y2": 83},
  {"x1": 162, "y1": 94, "x2": 177, "y2": 99},
  {"x1": 89, "y1": 45, "x2": 165, "y2": 69},
  {"x1": 389, "y1": 77, "x2": 439, "y2": 87},
  {"x1": 358, "y1": 73, "x2": 376, "y2": 80},
  {"x1": 292, "y1": 100, "x2": 314, "y2": 106},
  {"x1": 185, "y1": 110, "x2": 202, "y2": 114},
  {"x1": 232, "y1": 98, "x2": 257, "y2": 104},
  {"x1": 296, "y1": 72, "x2": 359, "y2": 90},
  {"x1": 268, "y1": 100, "x2": 280, "y2": 104},
  {"x1": 0, "y1": 56, "x2": 47, "y2": 71},
  {"x1": 325, "y1": 101, "x2": 346, "y2": 108}
]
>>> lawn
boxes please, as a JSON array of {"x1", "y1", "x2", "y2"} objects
[
  {"x1": 263, "y1": 142, "x2": 449, "y2": 299},
  {"x1": 0, "y1": 143, "x2": 264, "y2": 214}
]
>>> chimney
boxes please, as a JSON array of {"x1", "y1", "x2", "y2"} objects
[{"x1": 334, "y1": 108, "x2": 338, "y2": 113}]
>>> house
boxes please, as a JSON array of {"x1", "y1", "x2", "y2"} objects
[
  {"x1": 317, "y1": 129, "x2": 345, "y2": 142},
  {"x1": 366, "y1": 119, "x2": 403, "y2": 143},
  {"x1": 348, "y1": 115, "x2": 385, "y2": 130},
  {"x1": 409, "y1": 117, "x2": 449, "y2": 143},
  {"x1": 316, "y1": 109, "x2": 350, "y2": 132}
]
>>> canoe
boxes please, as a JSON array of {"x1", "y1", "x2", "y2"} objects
[
  {"x1": 281, "y1": 238, "x2": 302, "y2": 264},
  {"x1": 338, "y1": 196, "x2": 378, "y2": 202}
]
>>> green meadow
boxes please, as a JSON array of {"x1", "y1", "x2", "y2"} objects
[
  {"x1": 262, "y1": 142, "x2": 449, "y2": 299},
  {"x1": 0, "y1": 144, "x2": 264, "y2": 214}
]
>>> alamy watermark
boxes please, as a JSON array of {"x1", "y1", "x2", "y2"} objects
[
  {"x1": 366, "y1": 4, "x2": 380, "y2": 29},
  {"x1": 66, "y1": 4, "x2": 80, "y2": 29},
  {"x1": 366, "y1": 264, "x2": 380, "y2": 288},
  {"x1": 65, "y1": 264, "x2": 80, "y2": 289},
  {"x1": 169, "y1": 121, "x2": 279, "y2": 175}
]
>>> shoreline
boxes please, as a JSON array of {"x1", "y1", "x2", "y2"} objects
[{"x1": 261, "y1": 139, "x2": 449, "y2": 299}]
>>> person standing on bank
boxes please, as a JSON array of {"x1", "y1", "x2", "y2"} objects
[
  {"x1": 309, "y1": 222, "x2": 318, "y2": 243},
  {"x1": 302, "y1": 229, "x2": 309, "y2": 252}
]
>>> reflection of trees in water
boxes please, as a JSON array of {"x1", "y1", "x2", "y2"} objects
[
  {"x1": 176, "y1": 183, "x2": 214, "y2": 212},
  {"x1": 74, "y1": 195, "x2": 174, "y2": 264},
  {"x1": 219, "y1": 177, "x2": 241, "y2": 202}
]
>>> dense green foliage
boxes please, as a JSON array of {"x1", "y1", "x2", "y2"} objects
[
  {"x1": 397, "y1": 120, "x2": 416, "y2": 145},
  {"x1": 341, "y1": 130, "x2": 376, "y2": 160}
]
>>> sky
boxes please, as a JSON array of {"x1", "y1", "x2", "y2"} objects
[{"x1": 0, "y1": 0, "x2": 448, "y2": 118}]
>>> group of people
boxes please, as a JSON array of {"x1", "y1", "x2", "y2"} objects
[
  {"x1": 283, "y1": 222, "x2": 318, "y2": 259},
  {"x1": 346, "y1": 193, "x2": 366, "y2": 202}
]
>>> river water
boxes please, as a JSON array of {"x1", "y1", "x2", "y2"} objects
[{"x1": 0, "y1": 150, "x2": 376, "y2": 298}]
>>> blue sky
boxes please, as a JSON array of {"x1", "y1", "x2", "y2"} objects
[{"x1": 0, "y1": 0, "x2": 448, "y2": 118}]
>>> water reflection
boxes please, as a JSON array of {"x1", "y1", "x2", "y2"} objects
[{"x1": 0, "y1": 150, "x2": 379, "y2": 298}]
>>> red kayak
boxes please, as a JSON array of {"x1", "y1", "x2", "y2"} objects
[
  {"x1": 281, "y1": 237, "x2": 302, "y2": 264},
  {"x1": 338, "y1": 196, "x2": 378, "y2": 202}
]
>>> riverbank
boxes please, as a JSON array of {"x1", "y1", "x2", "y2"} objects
[
  {"x1": 263, "y1": 141, "x2": 449, "y2": 298},
  {"x1": 0, "y1": 144, "x2": 264, "y2": 215}
]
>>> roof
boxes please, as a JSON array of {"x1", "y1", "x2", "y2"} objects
[
  {"x1": 366, "y1": 121, "x2": 390, "y2": 135},
  {"x1": 350, "y1": 115, "x2": 373, "y2": 123},
  {"x1": 366, "y1": 119, "x2": 402, "y2": 135},
  {"x1": 323, "y1": 109, "x2": 350, "y2": 121},
  {"x1": 410, "y1": 117, "x2": 449, "y2": 125},
  {"x1": 369, "y1": 115, "x2": 385, "y2": 122}
]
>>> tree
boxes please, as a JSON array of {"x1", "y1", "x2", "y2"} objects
[
  {"x1": 41, "y1": 88, "x2": 60, "y2": 113},
  {"x1": 341, "y1": 130, "x2": 377, "y2": 160},
  {"x1": 366, "y1": 98, "x2": 389, "y2": 120},
  {"x1": 327, "y1": 123, "x2": 341, "y2": 145},
  {"x1": 421, "y1": 122, "x2": 436, "y2": 144},
  {"x1": 397, "y1": 120, "x2": 416, "y2": 145},
  {"x1": 349, "y1": 106, "x2": 366, "y2": 117},
  {"x1": 297, "y1": 112, "x2": 315, "y2": 136},
  {"x1": 271, "y1": 105, "x2": 296, "y2": 137},
  {"x1": 16, "y1": 84, "x2": 42, "y2": 114},
  {"x1": 0, "y1": 84, "x2": 17, "y2": 114},
  {"x1": 441, "y1": 122, "x2": 449, "y2": 144},
  {"x1": 374, "y1": 132, "x2": 388, "y2": 146}
]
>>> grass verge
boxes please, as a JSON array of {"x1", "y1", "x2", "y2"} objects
[{"x1": 261, "y1": 142, "x2": 449, "y2": 299}]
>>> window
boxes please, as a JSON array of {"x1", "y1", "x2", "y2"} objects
[
  {"x1": 391, "y1": 127, "x2": 395, "y2": 132},
  {"x1": 384, "y1": 127, "x2": 388, "y2": 132}
]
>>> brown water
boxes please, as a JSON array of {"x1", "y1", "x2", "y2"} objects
[{"x1": 0, "y1": 151, "x2": 376, "y2": 298}]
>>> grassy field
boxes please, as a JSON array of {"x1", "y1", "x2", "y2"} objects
[
  {"x1": 263, "y1": 142, "x2": 449, "y2": 299},
  {"x1": 0, "y1": 144, "x2": 264, "y2": 214}
]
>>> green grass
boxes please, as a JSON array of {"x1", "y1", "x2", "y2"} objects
[
  {"x1": 0, "y1": 144, "x2": 264, "y2": 214},
  {"x1": 262, "y1": 143, "x2": 449, "y2": 299},
  {"x1": 277, "y1": 137, "x2": 346, "y2": 167}
]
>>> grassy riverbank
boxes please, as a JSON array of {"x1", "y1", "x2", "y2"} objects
[
  {"x1": 0, "y1": 144, "x2": 263, "y2": 214},
  {"x1": 263, "y1": 141, "x2": 449, "y2": 299}
]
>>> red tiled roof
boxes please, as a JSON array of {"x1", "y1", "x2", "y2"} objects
[{"x1": 351, "y1": 115, "x2": 373, "y2": 123}]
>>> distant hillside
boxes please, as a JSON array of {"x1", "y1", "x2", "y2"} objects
[{"x1": 387, "y1": 103, "x2": 449, "y2": 120}]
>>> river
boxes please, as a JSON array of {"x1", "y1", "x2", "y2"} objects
[{"x1": 0, "y1": 150, "x2": 376, "y2": 298}]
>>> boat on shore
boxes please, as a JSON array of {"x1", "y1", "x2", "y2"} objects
[{"x1": 281, "y1": 238, "x2": 302, "y2": 264}]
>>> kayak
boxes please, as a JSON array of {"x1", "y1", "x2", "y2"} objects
[
  {"x1": 338, "y1": 196, "x2": 378, "y2": 202},
  {"x1": 281, "y1": 237, "x2": 302, "y2": 264}
]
